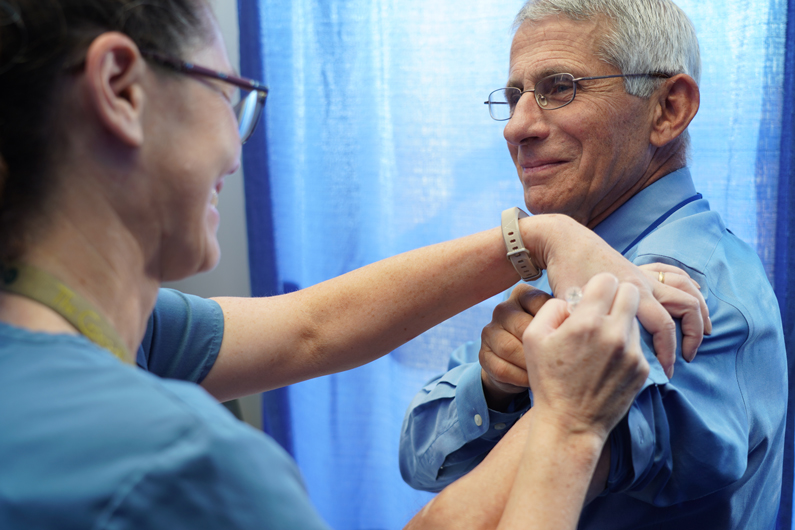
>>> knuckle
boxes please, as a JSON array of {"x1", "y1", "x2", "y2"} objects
[
  {"x1": 487, "y1": 361, "x2": 511, "y2": 383},
  {"x1": 574, "y1": 314, "x2": 603, "y2": 335},
  {"x1": 602, "y1": 329, "x2": 628, "y2": 353},
  {"x1": 635, "y1": 356, "x2": 651, "y2": 381},
  {"x1": 624, "y1": 273, "x2": 648, "y2": 289},
  {"x1": 686, "y1": 297, "x2": 701, "y2": 311},
  {"x1": 675, "y1": 292, "x2": 699, "y2": 309},
  {"x1": 491, "y1": 303, "x2": 513, "y2": 321},
  {"x1": 658, "y1": 316, "x2": 677, "y2": 334},
  {"x1": 494, "y1": 334, "x2": 522, "y2": 359},
  {"x1": 481, "y1": 322, "x2": 500, "y2": 341},
  {"x1": 478, "y1": 347, "x2": 491, "y2": 366},
  {"x1": 479, "y1": 350, "x2": 500, "y2": 374},
  {"x1": 510, "y1": 283, "x2": 531, "y2": 300}
]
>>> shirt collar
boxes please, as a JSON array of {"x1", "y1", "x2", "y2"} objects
[{"x1": 593, "y1": 167, "x2": 697, "y2": 254}]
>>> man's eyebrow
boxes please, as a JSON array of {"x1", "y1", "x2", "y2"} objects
[{"x1": 506, "y1": 65, "x2": 576, "y2": 88}]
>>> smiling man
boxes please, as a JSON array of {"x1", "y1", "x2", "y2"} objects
[{"x1": 399, "y1": 1, "x2": 787, "y2": 528}]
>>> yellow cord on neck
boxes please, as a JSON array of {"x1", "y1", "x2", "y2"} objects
[{"x1": 0, "y1": 263, "x2": 134, "y2": 364}]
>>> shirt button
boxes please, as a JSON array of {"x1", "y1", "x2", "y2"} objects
[
  {"x1": 474, "y1": 414, "x2": 483, "y2": 427},
  {"x1": 494, "y1": 423, "x2": 506, "y2": 431}
]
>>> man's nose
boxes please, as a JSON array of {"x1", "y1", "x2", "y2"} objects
[{"x1": 503, "y1": 94, "x2": 551, "y2": 146}]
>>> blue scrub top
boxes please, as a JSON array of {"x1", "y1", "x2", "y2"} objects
[{"x1": 0, "y1": 289, "x2": 330, "y2": 529}]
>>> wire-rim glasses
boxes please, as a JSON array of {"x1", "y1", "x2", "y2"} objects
[
  {"x1": 141, "y1": 51, "x2": 269, "y2": 144},
  {"x1": 484, "y1": 72, "x2": 671, "y2": 121}
]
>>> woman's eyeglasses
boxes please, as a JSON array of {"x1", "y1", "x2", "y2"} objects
[{"x1": 141, "y1": 50, "x2": 268, "y2": 144}]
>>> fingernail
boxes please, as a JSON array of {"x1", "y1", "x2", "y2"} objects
[
  {"x1": 706, "y1": 317, "x2": 713, "y2": 335},
  {"x1": 693, "y1": 280, "x2": 701, "y2": 289},
  {"x1": 666, "y1": 365, "x2": 675, "y2": 379}
]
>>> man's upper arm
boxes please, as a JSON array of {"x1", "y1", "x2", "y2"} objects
[{"x1": 603, "y1": 252, "x2": 779, "y2": 505}]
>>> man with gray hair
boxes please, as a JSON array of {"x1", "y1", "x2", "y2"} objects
[{"x1": 399, "y1": 0, "x2": 787, "y2": 527}]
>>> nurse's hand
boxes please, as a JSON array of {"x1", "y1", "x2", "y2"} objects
[{"x1": 522, "y1": 273, "x2": 649, "y2": 440}]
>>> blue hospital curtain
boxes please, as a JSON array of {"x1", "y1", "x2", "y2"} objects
[
  {"x1": 237, "y1": 1, "x2": 795, "y2": 528},
  {"x1": 776, "y1": 0, "x2": 795, "y2": 527}
]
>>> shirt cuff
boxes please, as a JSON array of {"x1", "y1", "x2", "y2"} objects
[
  {"x1": 454, "y1": 362, "x2": 531, "y2": 442},
  {"x1": 482, "y1": 394, "x2": 530, "y2": 442}
]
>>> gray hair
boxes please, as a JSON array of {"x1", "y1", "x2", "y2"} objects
[{"x1": 514, "y1": 0, "x2": 701, "y2": 98}]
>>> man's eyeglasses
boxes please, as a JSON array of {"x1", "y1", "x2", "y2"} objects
[
  {"x1": 484, "y1": 72, "x2": 671, "y2": 121},
  {"x1": 141, "y1": 51, "x2": 269, "y2": 144}
]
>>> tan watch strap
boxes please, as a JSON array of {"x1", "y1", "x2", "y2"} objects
[{"x1": 501, "y1": 207, "x2": 543, "y2": 282}]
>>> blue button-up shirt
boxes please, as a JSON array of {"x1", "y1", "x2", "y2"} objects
[{"x1": 399, "y1": 168, "x2": 787, "y2": 529}]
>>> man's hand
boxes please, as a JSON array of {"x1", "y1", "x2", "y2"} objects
[
  {"x1": 522, "y1": 273, "x2": 650, "y2": 439},
  {"x1": 637, "y1": 262, "x2": 711, "y2": 364},
  {"x1": 533, "y1": 214, "x2": 710, "y2": 378},
  {"x1": 479, "y1": 285, "x2": 551, "y2": 410}
]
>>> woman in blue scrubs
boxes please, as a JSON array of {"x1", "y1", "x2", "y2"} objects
[{"x1": 0, "y1": 1, "x2": 704, "y2": 528}]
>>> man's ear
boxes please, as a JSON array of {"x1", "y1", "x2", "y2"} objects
[
  {"x1": 83, "y1": 32, "x2": 147, "y2": 147},
  {"x1": 649, "y1": 74, "x2": 700, "y2": 148}
]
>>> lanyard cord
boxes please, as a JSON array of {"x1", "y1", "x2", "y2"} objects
[
  {"x1": 0, "y1": 262, "x2": 133, "y2": 364},
  {"x1": 619, "y1": 193, "x2": 702, "y2": 256}
]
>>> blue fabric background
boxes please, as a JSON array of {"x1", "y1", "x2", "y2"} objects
[
  {"x1": 775, "y1": 1, "x2": 795, "y2": 527},
  {"x1": 237, "y1": 1, "x2": 795, "y2": 528}
]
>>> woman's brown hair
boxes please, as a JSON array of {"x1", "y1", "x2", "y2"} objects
[{"x1": 0, "y1": 0, "x2": 209, "y2": 261}]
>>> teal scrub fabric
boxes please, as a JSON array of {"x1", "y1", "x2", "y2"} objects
[{"x1": 0, "y1": 289, "x2": 329, "y2": 529}]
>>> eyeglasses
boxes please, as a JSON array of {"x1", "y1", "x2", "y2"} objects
[
  {"x1": 484, "y1": 72, "x2": 670, "y2": 121},
  {"x1": 141, "y1": 51, "x2": 269, "y2": 144}
]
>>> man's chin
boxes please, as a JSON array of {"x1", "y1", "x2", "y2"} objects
[{"x1": 523, "y1": 193, "x2": 588, "y2": 225}]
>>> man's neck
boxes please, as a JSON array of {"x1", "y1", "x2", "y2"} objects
[{"x1": 585, "y1": 146, "x2": 687, "y2": 229}]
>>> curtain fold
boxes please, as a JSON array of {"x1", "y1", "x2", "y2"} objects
[
  {"x1": 774, "y1": 0, "x2": 795, "y2": 527},
  {"x1": 237, "y1": 1, "x2": 794, "y2": 528},
  {"x1": 237, "y1": 0, "x2": 295, "y2": 456}
]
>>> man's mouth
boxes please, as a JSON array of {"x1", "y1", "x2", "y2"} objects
[
  {"x1": 522, "y1": 159, "x2": 564, "y2": 169},
  {"x1": 520, "y1": 159, "x2": 566, "y2": 176}
]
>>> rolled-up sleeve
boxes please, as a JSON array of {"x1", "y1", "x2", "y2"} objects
[
  {"x1": 399, "y1": 340, "x2": 530, "y2": 492},
  {"x1": 604, "y1": 310, "x2": 750, "y2": 505}
]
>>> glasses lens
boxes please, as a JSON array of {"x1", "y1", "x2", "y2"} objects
[
  {"x1": 535, "y1": 74, "x2": 575, "y2": 110},
  {"x1": 488, "y1": 88, "x2": 521, "y2": 121},
  {"x1": 234, "y1": 90, "x2": 264, "y2": 143}
]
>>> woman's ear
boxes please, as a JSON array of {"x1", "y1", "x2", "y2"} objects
[
  {"x1": 649, "y1": 74, "x2": 700, "y2": 148},
  {"x1": 83, "y1": 32, "x2": 147, "y2": 147}
]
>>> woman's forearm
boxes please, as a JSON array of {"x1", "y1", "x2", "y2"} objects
[
  {"x1": 204, "y1": 224, "x2": 523, "y2": 400},
  {"x1": 495, "y1": 418, "x2": 607, "y2": 530},
  {"x1": 201, "y1": 213, "x2": 696, "y2": 401},
  {"x1": 403, "y1": 410, "x2": 610, "y2": 530}
]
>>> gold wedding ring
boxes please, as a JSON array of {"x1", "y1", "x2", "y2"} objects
[{"x1": 658, "y1": 271, "x2": 665, "y2": 284}]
